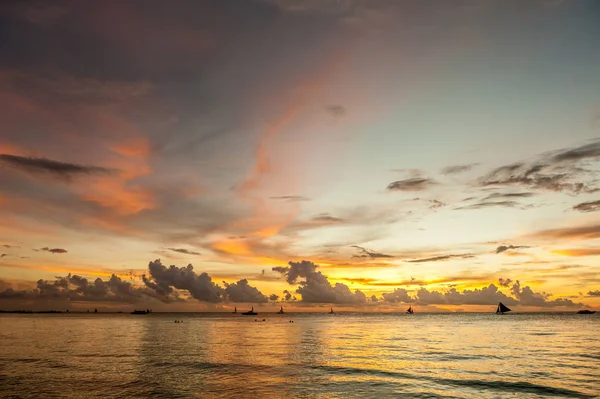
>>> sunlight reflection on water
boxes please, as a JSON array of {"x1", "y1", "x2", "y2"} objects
[{"x1": 1, "y1": 312, "x2": 599, "y2": 398}]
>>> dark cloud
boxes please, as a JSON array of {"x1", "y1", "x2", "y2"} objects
[
  {"x1": 441, "y1": 163, "x2": 478, "y2": 175},
  {"x1": 405, "y1": 253, "x2": 474, "y2": 263},
  {"x1": 382, "y1": 288, "x2": 415, "y2": 304},
  {"x1": 351, "y1": 245, "x2": 393, "y2": 259},
  {"x1": 496, "y1": 245, "x2": 530, "y2": 254},
  {"x1": 142, "y1": 260, "x2": 267, "y2": 303},
  {"x1": 498, "y1": 278, "x2": 513, "y2": 287},
  {"x1": 270, "y1": 195, "x2": 310, "y2": 202},
  {"x1": 429, "y1": 199, "x2": 445, "y2": 209},
  {"x1": 2, "y1": 244, "x2": 19, "y2": 248},
  {"x1": 455, "y1": 201, "x2": 521, "y2": 210},
  {"x1": 269, "y1": 293, "x2": 279, "y2": 301},
  {"x1": 272, "y1": 260, "x2": 367, "y2": 304},
  {"x1": 166, "y1": 248, "x2": 201, "y2": 256},
  {"x1": 0, "y1": 273, "x2": 159, "y2": 304},
  {"x1": 312, "y1": 213, "x2": 346, "y2": 223},
  {"x1": 572, "y1": 200, "x2": 600, "y2": 213},
  {"x1": 551, "y1": 141, "x2": 600, "y2": 163},
  {"x1": 143, "y1": 260, "x2": 224, "y2": 303},
  {"x1": 282, "y1": 290, "x2": 292, "y2": 301},
  {"x1": 511, "y1": 280, "x2": 580, "y2": 307},
  {"x1": 0, "y1": 254, "x2": 8, "y2": 258},
  {"x1": 380, "y1": 281, "x2": 580, "y2": 307},
  {"x1": 0, "y1": 154, "x2": 115, "y2": 181},
  {"x1": 272, "y1": 266, "x2": 290, "y2": 275},
  {"x1": 479, "y1": 140, "x2": 600, "y2": 194},
  {"x1": 223, "y1": 279, "x2": 268, "y2": 303},
  {"x1": 483, "y1": 192, "x2": 535, "y2": 200},
  {"x1": 38, "y1": 247, "x2": 68, "y2": 254},
  {"x1": 325, "y1": 104, "x2": 346, "y2": 117},
  {"x1": 587, "y1": 290, "x2": 600, "y2": 297},
  {"x1": 387, "y1": 178, "x2": 436, "y2": 192}
]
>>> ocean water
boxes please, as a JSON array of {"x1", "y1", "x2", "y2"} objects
[{"x1": 0, "y1": 312, "x2": 598, "y2": 398}]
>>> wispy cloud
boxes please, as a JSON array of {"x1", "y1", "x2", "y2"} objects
[
  {"x1": 351, "y1": 245, "x2": 393, "y2": 259},
  {"x1": 483, "y1": 192, "x2": 535, "y2": 200},
  {"x1": 572, "y1": 200, "x2": 600, "y2": 213},
  {"x1": 36, "y1": 247, "x2": 68, "y2": 254},
  {"x1": 387, "y1": 178, "x2": 436, "y2": 192},
  {"x1": 455, "y1": 201, "x2": 521, "y2": 210},
  {"x1": 496, "y1": 245, "x2": 530, "y2": 254},
  {"x1": 325, "y1": 104, "x2": 346, "y2": 117},
  {"x1": 588, "y1": 290, "x2": 600, "y2": 297},
  {"x1": 312, "y1": 213, "x2": 346, "y2": 223},
  {"x1": 0, "y1": 154, "x2": 115, "y2": 181},
  {"x1": 441, "y1": 163, "x2": 478, "y2": 175},
  {"x1": 529, "y1": 224, "x2": 600, "y2": 241},
  {"x1": 551, "y1": 248, "x2": 600, "y2": 257},
  {"x1": 405, "y1": 253, "x2": 475, "y2": 263},
  {"x1": 270, "y1": 195, "x2": 310, "y2": 202},
  {"x1": 166, "y1": 248, "x2": 201, "y2": 256}
]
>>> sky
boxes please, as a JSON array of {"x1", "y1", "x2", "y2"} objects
[{"x1": 1, "y1": 0, "x2": 600, "y2": 312}]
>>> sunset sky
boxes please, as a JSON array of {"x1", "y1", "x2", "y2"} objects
[{"x1": 1, "y1": 0, "x2": 599, "y2": 311}]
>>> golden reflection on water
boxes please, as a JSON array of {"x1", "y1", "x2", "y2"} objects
[{"x1": 1, "y1": 313, "x2": 599, "y2": 398}]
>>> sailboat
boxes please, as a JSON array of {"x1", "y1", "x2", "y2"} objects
[
  {"x1": 496, "y1": 302, "x2": 511, "y2": 315},
  {"x1": 277, "y1": 306, "x2": 284, "y2": 314},
  {"x1": 233, "y1": 307, "x2": 237, "y2": 314},
  {"x1": 328, "y1": 307, "x2": 334, "y2": 314},
  {"x1": 406, "y1": 306, "x2": 414, "y2": 314},
  {"x1": 241, "y1": 306, "x2": 258, "y2": 316}
]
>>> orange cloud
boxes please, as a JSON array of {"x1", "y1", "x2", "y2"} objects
[{"x1": 551, "y1": 248, "x2": 600, "y2": 257}]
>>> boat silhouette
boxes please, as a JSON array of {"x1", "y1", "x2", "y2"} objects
[
  {"x1": 241, "y1": 306, "x2": 258, "y2": 316},
  {"x1": 328, "y1": 307, "x2": 334, "y2": 314},
  {"x1": 233, "y1": 307, "x2": 237, "y2": 314},
  {"x1": 277, "y1": 306, "x2": 284, "y2": 314},
  {"x1": 496, "y1": 302, "x2": 511, "y2": 315},
  {"x1": 577, "y1": 310, "x2": 596, "y2": 314},
  {"x1": 406, "y1": 306, "x2": 414, "y2": 314}
]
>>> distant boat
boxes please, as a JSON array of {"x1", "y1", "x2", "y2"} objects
[
  {"x1": 329, "y1": 307, "x2": 334, "y2": 314},
  {"x1": 277, "y1": 306, "x2": 284, "y2": 314},
  {"x1": 233, "y1": 307, "x2": 237, "y2": 314},
  {"x1": 496, "y1": 302, "x2": 511, "y2": 315},
  {"x1": 577, "y1": 310, "x2": 596, "y2": 314},
  {"x1": 131, "y1": 309, "x2": 150, "y2": 315},
  {"x1": 406, "y1": 306, "x2": 414, "y2": 314},
  {"x1": 241, "y1": 306, "x2": 258, "y2": 316}
]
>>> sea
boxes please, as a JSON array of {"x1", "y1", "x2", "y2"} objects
[{"x1": 0, "y1": 312, "x2": 598, "y2": 398}]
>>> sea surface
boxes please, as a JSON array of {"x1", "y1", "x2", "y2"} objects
[{"x1": 0, "y1": 312, "x2": 598, "y2": 398}]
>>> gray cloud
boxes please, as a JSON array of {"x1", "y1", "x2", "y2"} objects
[
  {"x1": 37, "y1": 247, "x2": 68, "y2": 254},
  {"x1": 0, "y1": 154, "x2": 115, "y2": 181},
  {"x1": 587, "y1": 290, "x2": 600, "y2": 297},
  {"x1": 429, "y1": 199, "x2": 446, "y2": 209},
  {"x1": 441, "y1": 163, "x2": 478, "y2": 175},
  {"x1": 269, "y1": 293, "x2": 279, "y2": 301},
  {"x1": 143, "y1": 260, "x2": 267, "y2": 303},
  {"x1": 498, "y1": 278, "x2": 513, "y2": 287},
  {"x1": 496, "y1": 245, "x2": 530, "y2": 254},
  {"x1": 511, "y1": 280, "x2": 580, "y2": 307},
  {"x1": 351, "y1": 245, "x2": 393, "y2": 259},
  {"x1": 387, "y1": 178, "x2": 436, "y2": 192},
  {"x1": 0, "y1": 254, "x2": 8, "y2": 258},
  {"x1": 282, "y1": 289, "x2": 292, "y2": 301},
  {"x1": 224, "y1": 279, "x2": 268, "y2": 303},
  {"x1": 325, "y1": 104, "x2": 346, "y2": 117},
  {"x1": 0, "y1": 273, "x2": 160, "y2": 304},
  {"x1": 551, "y1": 141, "x2": 600, "y2": 163},
  {"x1": 479, "y1": 140, "x2": 600, "y2": 194},
  {"x1": 483, "y1": 192, "x2": 535, "y2": 200},
  {"x1": 455, "y1": 201, "x2": 521, "y2": 210},
  {"x1": 166, "y1": 248, "x2": 202, "y2": 256},
  {"x1": 272, "y1": 260, "x2": 367, "y2": 304},
  {"x1": 573, "y1": 200, "x2": 600, "y2": 213},
  {"x1": 382, "y1": 288, "x2": 415, "y2": 303},
  {"x1": 2, "y1": 244, "x2": 19, "y2": 248},
  {"x1": 312, "y1": 213, "x2": 346, "y2": 223},
  {"x1": 405, "y1": 253, "x2": 474, "y2": 263},
  {"x1": 270, "y1": 195, "x2": 310, "y2": 202}
]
